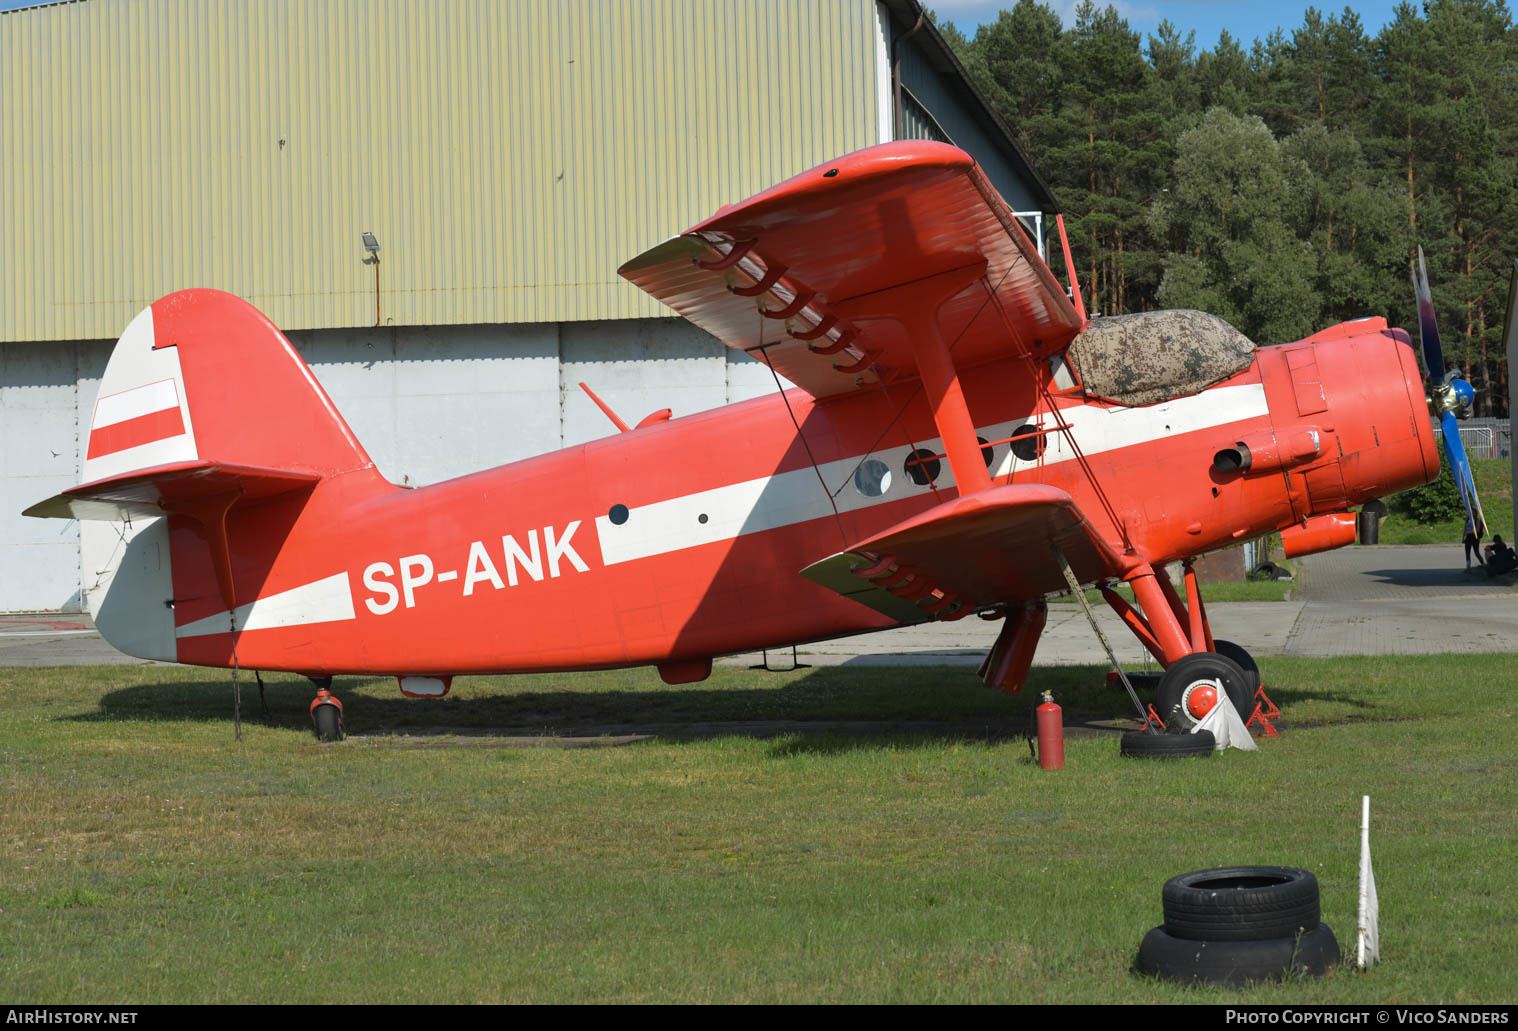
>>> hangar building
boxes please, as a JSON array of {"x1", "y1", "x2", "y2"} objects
[{"x1": 0, "y1": 0, "x2": 1058, "y2": 612}]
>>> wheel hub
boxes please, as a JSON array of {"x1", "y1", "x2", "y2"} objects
[{"x1": 1182, "y1": 681, "x2": 1220, "y2": 720}]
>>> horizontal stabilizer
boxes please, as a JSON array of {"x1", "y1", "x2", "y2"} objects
[
  {"x1": 800, "y1": 485, "x2": 1124, "y2": 623},
  {"x1": 24, "y1": 460, "x2": 320, "y2": 521}
]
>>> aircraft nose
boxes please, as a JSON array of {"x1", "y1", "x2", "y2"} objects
[
  {"x1": 1326, "y1": 328, "x2": 1440, "y2": 507},
  {"x1": 1395, "y1": 330, "x2": 1442, "y2": 485}
]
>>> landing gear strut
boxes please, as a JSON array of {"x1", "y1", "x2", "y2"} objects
[
  {"x1": 308, "y1": 676, "x2": 344, "y2": 742},
  {"x1": 1098, "y1": 560, "x2": 1264, "y2": 730}
]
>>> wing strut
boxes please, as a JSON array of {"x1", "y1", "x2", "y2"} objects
[
  {"x1": 853, "y1": 262, "x2": 993, "y2": 495},
  {"x1": 1054, "y1": 213, "x2": 1087, "y2": 325}
]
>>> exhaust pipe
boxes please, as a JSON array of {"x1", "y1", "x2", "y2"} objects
[{"x1": 1214, "y1": 427, "x2": 1323, "y2": 475}]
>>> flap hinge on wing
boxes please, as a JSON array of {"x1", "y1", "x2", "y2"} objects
[{"x1": 800, "y1": 485, "x2": 1129, "y2": 624}]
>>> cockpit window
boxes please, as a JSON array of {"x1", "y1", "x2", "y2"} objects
[
  {"x1": 1063, "y1": 309, "x2": 1255, "y2": 407},
  {"x1": 1048, "y1": 353, "x2": 1079, "y2": 392}
]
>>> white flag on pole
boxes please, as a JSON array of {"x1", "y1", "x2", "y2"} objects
[{"x1": 1358, "y1": 794, "x2": 1380, "y2": 968}]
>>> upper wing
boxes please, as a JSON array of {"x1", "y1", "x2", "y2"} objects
[
  {"x1": 618, "y1": 141, "x2": 1082, "y2": 398},
  {"x1": 799, "y1": 484, "x2": 1127, "y2": 623}
]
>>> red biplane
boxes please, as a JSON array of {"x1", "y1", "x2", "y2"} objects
[{"x1": 26, "y1": 141, "x2": 1439, "y2": 739}]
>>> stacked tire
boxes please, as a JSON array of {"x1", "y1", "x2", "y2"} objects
[
  {"x1": 1136, "y1": 867, "x2": 1339, "y2": 985},
  {"x1": 1119, "y1": 728, "x2": 1215, "y2": 759}
]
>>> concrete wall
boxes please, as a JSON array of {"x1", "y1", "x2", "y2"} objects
[
  {"x1": 1, "y1": 319, "x2": 783, "y2": 612},
  {"x1": 1, "y1": 340, "x2": 112, "y2": 612}
]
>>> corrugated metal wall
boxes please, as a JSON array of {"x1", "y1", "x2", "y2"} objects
[
  {"x1": 1, "y1": 0, "x2": 883, "y2": 342},
  {"x1": 0, "y1": 318, "x2": 793, "y2": 612},
  {"x1": 897, "y1": 33, "x2": 1042, "y2": 214}
]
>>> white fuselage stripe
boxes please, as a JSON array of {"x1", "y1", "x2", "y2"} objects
[
  {"x1": 175, "y1": 572, "x2": 358, "y2": 639},
  {"x1": 595, "y1": 383, "x2": 1270, "y2": 566}
]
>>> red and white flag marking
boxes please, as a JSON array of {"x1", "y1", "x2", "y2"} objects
[{"x1": 86, "y1": 379, "x2": 188, "y2": 459}]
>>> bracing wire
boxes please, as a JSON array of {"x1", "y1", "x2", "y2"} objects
[
  {"x1": 877, "y1": 376, "x2": 945, "y2": 504},
  {"x1": 758, "y1": 337, "x2": 849, "y2": 547},
  {"x1": 825, "y1": 253, "x2": 1026, "y2": 499}
]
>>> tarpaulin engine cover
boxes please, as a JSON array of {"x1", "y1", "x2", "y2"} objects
[{"x1": 1064, "y1": 309, "x2": 1256, "y2": 407}]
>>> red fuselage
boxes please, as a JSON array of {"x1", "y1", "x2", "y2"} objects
[{"x1": 159, "y1": 318, "x2": 1436, "y2": 678}]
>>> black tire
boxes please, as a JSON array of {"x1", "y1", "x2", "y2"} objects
[
  {"x1": 1136, "y1": 922, "x2": 1339, "y2": 985},
  {"x1": 1156, "y1": 652, "x2": 1251, "y2": 730},
  {"x1": 312, "y1": 703, "x2": 343, "y2": 742},
  {"x1": 1120, "y1": 728, "x2": 1215, "y2": 759},
  {"x1": 1161, "y1": 866, "x2": 1320, "y2": 942},
  {"x1": 1212, "y1": 639, "x2": 1262, "y2": 698}
]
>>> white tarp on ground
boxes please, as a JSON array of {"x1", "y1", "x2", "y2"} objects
[{"x1": 1193, "y1": 692, "x2": 1259, "y2": 751}]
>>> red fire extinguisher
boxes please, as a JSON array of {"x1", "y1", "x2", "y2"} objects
[{"x1": 1037, "y1": 690, "x2": 1064, "y2": 771}]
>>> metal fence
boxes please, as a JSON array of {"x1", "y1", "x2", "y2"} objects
[{"x1": 1432, "y1": 418, "x2": 1510, "y2": 460}]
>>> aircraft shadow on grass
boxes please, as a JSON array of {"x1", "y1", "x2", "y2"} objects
[
  {"x1": 61, "y1": 661, "x2": 1384, "y2": 754},
  {"x1": 66, "y1": 668, "x2": 1028, "y2": 751}
]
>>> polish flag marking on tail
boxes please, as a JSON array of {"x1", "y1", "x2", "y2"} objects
[
  {"x1": 81, "y1": 306, "x2": 200, "y2": 483},
  {"x1": 87, "y1": 379, "x2": 187, "y2": 459}
]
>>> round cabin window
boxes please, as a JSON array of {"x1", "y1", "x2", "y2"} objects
[
  {"x1": 903, "y1": 448, "x2": 940, "y2": 486},
  {"x1": 1011, "y1": 424, "x2": 1047, "y2": 463},
  {"x1": 854, "y1": 459, "x2": 893, "y2": 498}
]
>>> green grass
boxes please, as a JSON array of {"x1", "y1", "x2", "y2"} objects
[
  {"x1": 1378, "y1": 458, "x2": 1514, "y2": 545},
  {"x1": 1, "y1": 660, "x2": 1514, "y2": 1003}
]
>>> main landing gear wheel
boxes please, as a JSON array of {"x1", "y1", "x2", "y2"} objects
[
  {"x1": 1212, "y1": 639, "x2": 1261, "y2": 696},
  {"x1": 1155, "y1": 652, "x2": 1251, "y2": 730}
]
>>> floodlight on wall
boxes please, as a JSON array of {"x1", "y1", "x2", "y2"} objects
[{"x1": 362, "y1": 231, "x2": 382, "y2": 326}]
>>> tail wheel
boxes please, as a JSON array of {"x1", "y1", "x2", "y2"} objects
[
  {"x1": 308, "y1": 682, "x2": 344, "y2": 742},
  {"x1": 312, "y1": 703, "x2": 343, "y2": 742},
  {"x1": 1156, "y1": 652, "x2": 1251, "y2": 730}
]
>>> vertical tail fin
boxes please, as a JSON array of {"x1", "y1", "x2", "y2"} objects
[
  {"x1": 28, "y1": 289, "x2": 385, "y2": 662},
  {"x1": 82, "y1": 289, "x2": 375, "y2": 485}
]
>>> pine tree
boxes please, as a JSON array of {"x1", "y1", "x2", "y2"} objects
[
  {"x1": 932, "y1": 0, "x2": 1515, "y2": 414},
  {"x1": 1278, "y1": 7, "x2": 1374, "y2": 134},
  {"x1": 1150, "y1": 108, "x2": 1322, "y2": 344}
]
